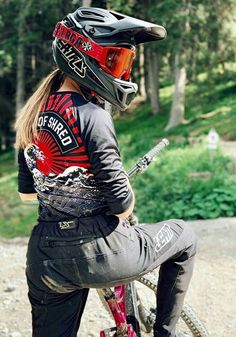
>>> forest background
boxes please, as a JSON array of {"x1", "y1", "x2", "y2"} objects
[{"x1": 0, "y1": 0, "x2": 236, "y2": 237}]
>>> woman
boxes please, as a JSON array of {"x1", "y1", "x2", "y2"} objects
[{"x1": 15, "y1": 7, "x2": 197, "y2": 337}]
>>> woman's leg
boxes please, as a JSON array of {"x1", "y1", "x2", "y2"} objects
[
  {"x1": 79, "y1": 218, "x2": 196, "y2": 337},
  {"x1": 73, "y1": 217, "x2": 197, "y2": 337},
  {"x1": 26, "y1": 222, "x2": 90, "y2": 337},
  {"x1": 135, "y1": 220, "x2": 197, "y2": 337},
  {"x1": 27, "y1": 277, "x2": 89, "y2": 337},
  {"x1": 154, "y1": 243, "x2": 196, "y2": 337}
]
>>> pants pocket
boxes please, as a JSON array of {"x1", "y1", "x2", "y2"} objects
[{"x1": 42, "y1": 235, "x2": 95, "y2": 247}]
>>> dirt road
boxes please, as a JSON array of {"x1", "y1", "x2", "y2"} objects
[{"x1": 0, "y1": 217, "x2": 235, "y2": 337}]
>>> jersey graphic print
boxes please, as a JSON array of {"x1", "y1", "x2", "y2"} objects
[
  {"x1": 36, "y1": 93, "x2": 91, "y2": 175},
  {"x1": 24, "y1": 93, "x2": 107, "y2": 219},
  {"x1": 38, "y1": 112, "x2": 78, "y2": 153},
  {"x1": 24, "y1": 144, "x2": 106, "y2": 218}
]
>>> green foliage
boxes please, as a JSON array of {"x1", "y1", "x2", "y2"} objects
[
  {"x1": 113, "y1": 72, "x2": 236, "y2": 223},
  {"x1": 0, "y1": 150, "x2": 38, "y2": 237},
  {"x1": 108, "y1": 0, "x2": 135, "y2": 14},
  {"x1": 0, "y1": 150, "x2": 16, "y2": 177},
  {"x1": 0, "y1": 0, "x2": 82, "y2": 147},
  {"x1": 0, "y1": 175, "x2": 37, "y2": 237},
  {"x1": 128, "y1": 145, "x2": 236, "y2": 223},
  {"x1": 0, "y1": 50, "x2": 12, "y2": 76}
]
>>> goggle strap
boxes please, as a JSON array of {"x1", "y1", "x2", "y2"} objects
[
  {"x1": 53, "y1": 22, "x2": 103, "y2": 59},
  {"x1": 53, "y1": 22, "x2": 135, "y2": 79}
]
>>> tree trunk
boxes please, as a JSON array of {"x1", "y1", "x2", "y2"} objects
[
  {"x1": 166, "y1": 53, "x2": 186, "y2": 130},
  {"x1": 125, "y1": 45, "x2": 147, "y2": 114},
  {"x1": 139, "y1": 44, "x2": 146, "y2": 100},
  {"x1": 16, "y1": 0, "x2": 32, "y2": 116},
  {"x1": 146, "y1": 47, "x2": 160, "y2": 115},
  {"x1": 15, "y1": 0, "x2": 31, "y2": 160},
  {"x1": 154, "y1": 50, "x2": 160, "y2": 112},
  {"x1": 15, "y1": 12, "x2": 25, "y2": 160},
  {"x1": 83, "y1": 0, "x2": 92, "y2": 6},
  {"x1": 16, "y1": 22, "x2": 25, "y2": 118},
  {"x1": 91, "y1": 0, "x2": 107, "y2": 7}
]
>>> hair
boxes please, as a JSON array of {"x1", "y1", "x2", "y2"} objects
[{"x1": 15, "y1": 68, "x2": 65, "y2": 149}]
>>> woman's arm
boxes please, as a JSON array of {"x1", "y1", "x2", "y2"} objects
[
  {"x1": 18, "y1": 149, "x2": 36, "y2": 198},
  {"x1": 115, "y1": 181, "x2": 135, "y2": 219},
  {"x1": 19, "y1": 192, "x2": 38, "y2": 202},
  {"x1": 79, "y1": 103, "x2": 134, "y2": 217}
]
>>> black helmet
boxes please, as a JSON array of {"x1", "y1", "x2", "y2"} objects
[{"x1": 52, "y1": 7, "x2": 166, "y2": 110}]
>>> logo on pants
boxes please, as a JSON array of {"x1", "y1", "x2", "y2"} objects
[
  {"x1": 154, "y1": 224, "x2": 173, "y2": 253},
  {"x1": 59, "y1": 220, "x2": 77, "y2": 230}
]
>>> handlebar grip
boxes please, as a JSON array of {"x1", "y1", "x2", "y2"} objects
[
  {"x1": 127, "y1": 138, "x2": 169, "y2": 178},
  {"x1": 145, "y1": 138, "x2": 169, "y2": 162}
]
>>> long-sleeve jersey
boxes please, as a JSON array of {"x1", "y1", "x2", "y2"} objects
[{"x1": 18, "y1": 91, "x2": 133, "y2": 221}]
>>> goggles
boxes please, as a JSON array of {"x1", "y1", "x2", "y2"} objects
[{"x1": 53, "y1": 22, "x2": 136, "y2": 80}]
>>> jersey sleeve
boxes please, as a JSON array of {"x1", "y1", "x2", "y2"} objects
[
  {"x1": 18, "y1": 149, "x2": 36, "y2": 194},
  {"x1": 79, "y1": 103, "x2": 133, "y2": 214}
]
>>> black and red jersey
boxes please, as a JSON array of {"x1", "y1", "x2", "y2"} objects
[
  {"x1": 35, "y1": 92, "x2": 91, "y2": 175},
  {"x1": 18, "y1": 91, "x2": 133, "y2": 218}
]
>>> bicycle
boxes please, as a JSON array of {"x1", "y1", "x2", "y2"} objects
[{"x1": 96, "y1": 139, "x2": 210, "y2": 337}]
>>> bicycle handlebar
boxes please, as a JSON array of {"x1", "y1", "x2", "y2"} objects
[{"x1": 127, "y1": 138, "x2": 169, "y2": 178}]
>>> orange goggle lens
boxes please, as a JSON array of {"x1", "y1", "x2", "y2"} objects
[{"x1": 100, "y1": 47, "x2": 136, "y2": 80}]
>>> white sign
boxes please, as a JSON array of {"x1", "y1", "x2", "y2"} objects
[{"x1": 207, "y1": 129, "x2": 219, "y2": 150}]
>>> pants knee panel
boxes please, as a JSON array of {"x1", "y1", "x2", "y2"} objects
[{"x1": 169, "y1": 219, "x2": 198, "y2": 258}]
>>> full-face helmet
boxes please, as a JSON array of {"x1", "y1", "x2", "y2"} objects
[{"x1": 52, "y1": 7, "x2": 166, "y2": 110}]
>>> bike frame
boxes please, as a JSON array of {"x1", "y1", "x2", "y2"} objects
[
  {"x1": 99, "y1": 139, "x2": 169, "y2": 337},
  {"x1": 99, "y1": 285, "x2": 137, "y2": 337}
]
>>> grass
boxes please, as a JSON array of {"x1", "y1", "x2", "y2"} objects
[
  {"x1": 0, "y1": 71, "x2": 236, "y2": 237},
  {"x1": 116, "y1": 76, "x2": 236, "y2": 145},
  {"x1": 114, "y1": 72, "x2": 236, "y2": 175},
  {"x1": 0, "y1": 150, "x2": 17, "y2": 177},
  {"x1": 0, "y1": 175, "x2": 38, "y2": 237}
]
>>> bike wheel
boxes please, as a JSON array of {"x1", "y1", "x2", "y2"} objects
[{"x1": 136, "y1": 272, "x2": 210, "y2": 337}]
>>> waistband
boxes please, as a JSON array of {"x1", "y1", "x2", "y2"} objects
[
  {"x1": 37, "y1": 213, "x2": 119, "y2": 229},
  {"x1": 34, "y1": 214, "x2": 120, "y2": 238}
]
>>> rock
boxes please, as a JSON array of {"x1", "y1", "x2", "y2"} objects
[
  {"x1": 3, "y1": 298, "x2": 11, "y2": 306},
  {"x1": 0, "y1": 325, "x2": 9, "y2": 337},
  {"x1": 4, "y1": 285, "x2": 16, "y2": 292}
]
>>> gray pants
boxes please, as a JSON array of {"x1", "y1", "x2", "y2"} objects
[{"x1": 26, "y1": 214, "x2": 197, "y2": 337}]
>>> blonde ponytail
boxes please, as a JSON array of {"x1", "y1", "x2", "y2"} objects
[{"x1": 15, "y1": 68, "x2": 64, "y2": 149}]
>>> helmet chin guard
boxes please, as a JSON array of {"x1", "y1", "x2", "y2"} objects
[
  {"x1": 113, "y1": 79, "x2": 138, "y2": 110},
  {"x1": 52, "y1": 7, "x2": 166, "y2": 110}
]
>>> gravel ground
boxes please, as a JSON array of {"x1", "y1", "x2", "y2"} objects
[{"x1": 0, "y1": 217, "x2": 236, "y2": 337}]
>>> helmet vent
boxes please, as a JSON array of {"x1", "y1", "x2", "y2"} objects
[
  {"x1": 109, "y1": 11, "x2": 125, "y2": 21},
  {"x1": 80, "y1": 10, "x2": 107, "y2": 22},
  {"x1": 117, "y1": 88, "x2": 124, "y2": 102}
]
